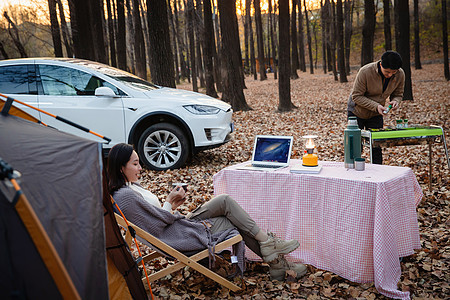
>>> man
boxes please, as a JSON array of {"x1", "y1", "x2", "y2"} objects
[{"x1": 347, "y1": 51, "x2": 405, "y2": 164}]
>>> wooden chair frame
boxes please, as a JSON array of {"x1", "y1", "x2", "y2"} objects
[{"x1": 114, "y1": 213, "x2": 242, "y2": 292}]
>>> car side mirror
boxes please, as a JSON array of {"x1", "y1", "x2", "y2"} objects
[{"x1": 95, "y1": 86, "x2": 119, "y2": 97}]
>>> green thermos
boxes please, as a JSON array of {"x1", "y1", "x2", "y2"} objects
[{"x1": 344, "y1": 116, "x2": 361, "y2": 168}]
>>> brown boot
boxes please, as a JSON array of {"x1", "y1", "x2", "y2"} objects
[{"x1": 269, "y1": 256, "x2": 307, "y2": 281}]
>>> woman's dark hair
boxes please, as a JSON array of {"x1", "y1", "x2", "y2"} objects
[
  {"x1": 381, "y1": 51, "x2": 402, "y2": 70},
  {"x1": 107, "y1": 143, "x2": 134, "y2": 194}
]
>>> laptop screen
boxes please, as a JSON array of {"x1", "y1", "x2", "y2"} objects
[{"x1": 253, "y1": 136, "x2": 292, "y2": 164}]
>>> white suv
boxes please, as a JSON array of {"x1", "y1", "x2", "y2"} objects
[{"x1": 0, "y1": 58, "x2": 233, "y2": 170}]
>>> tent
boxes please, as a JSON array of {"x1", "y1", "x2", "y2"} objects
[{"x1": 0, "y1": 109, "x2": 146, "y2": 299}]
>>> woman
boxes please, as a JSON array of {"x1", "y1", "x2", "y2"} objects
[{"x1": 107, "y1": 143, "x2": 307, "y2": 281}]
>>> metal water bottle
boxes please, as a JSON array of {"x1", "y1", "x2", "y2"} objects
[{"x1": 344, "y1": 116, "x2": 361, "y2": 168}]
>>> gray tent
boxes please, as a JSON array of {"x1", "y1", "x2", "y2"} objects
[{"x1": 0, "y1": 113, "x2": 108, "y2": 299}]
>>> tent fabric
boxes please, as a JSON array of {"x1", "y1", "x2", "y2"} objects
[
  {"x1": 0, "y1": 114, "x2": 108, "y2": 299},
  {"x1": 0, "y1": 190, "x2": 62, "y2": 299}
]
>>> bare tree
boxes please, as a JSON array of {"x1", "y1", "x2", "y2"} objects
[
  {"x1": 203, "y1": 0, "x2": 219, "y2": 97},
  {"x1": 383, "y1": 0, "x2": 392, "y2": 51},
  {"x1": 147, "y1": 0, "x2": 176, "y2": 87},
  {"x1": 194, "y1": 3, "x2": 205, "y2": 88},
  {"x1": 105, "y1": 0, "x2": 117, "y2": 66},
  {"x1": 217, "y1": 0, "x2": 250, "y2": 110},
  {"x1": 321, "y1": 0, "x2": 327, "y2": 74},
  {"x1": 298, "y1": 1, "x2": 306, "y2": 72},
  {"x1": 278, "y1": 0, "x2": 295, "y2": 111},
  {"x1": 0, "y1": 41, "x2": 9, "y2": 59},
  {"x1": 48, "y1": 0, "x2": 63, "y2": 57},
  {"x1": 344, "y1": 0, "x2": 353, "y2": 74},
  {"x1": 245, "y1": 0, "x2": 257, "y2": 80},
  {"x1": 186, "y1": 0, "x2": 197, "y2": 91},
  {"x1": 290, "y1": 0, "x2": 299, "y2": 78},
  {"x1": 254, "y1": 0, "x2": 267, "y2": 80},
  {"x1": 336, "y1": 0, "x2": 347, "y2": 82},
  {"x1": 132, "y1": 0, "x2": 147, "y2": 79},
  {"x1": 361, "y1": 0, "x2": 375, "y2": 65},
  {"x1": 116, "y1": 0, "x2": 127, "y2": 71},
  {"x1": 304, "y1": 0, "x2": 314, "y2": 74},
  {"x1": 413, "y1": 0, "x2": 422, "y2": 69},
  {"x1": 268, "y1": 0, "x2": 277, "y2": 79},
  {"x1": 442, "y1": 0, "x2": 449, "y2": 80},
  {"x1": 394, "y1": 0, "x2": 413, "y2": 100},
  {"x1": 3, "y1": 12, "x2": 28, "y2": 57},
  {"x1": 174, "y1": 0, "x2": 188, "y2": 80}
]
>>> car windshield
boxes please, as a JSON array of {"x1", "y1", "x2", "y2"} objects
[{"x1": 67, "y1": 59, "x2": 160, "y2": 91}]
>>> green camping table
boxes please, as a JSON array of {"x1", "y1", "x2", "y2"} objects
[{"x1": 362, "y1": 126, "x2": 449, "y2": 189}]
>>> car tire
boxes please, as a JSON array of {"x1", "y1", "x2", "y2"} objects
[{"x1": 137, "y1": 123, "x2": 190, "y2": 171}]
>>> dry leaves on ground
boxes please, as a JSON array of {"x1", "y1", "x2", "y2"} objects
[{"x1": 134, "y1": 63, "x2": 449, "y2": 299}]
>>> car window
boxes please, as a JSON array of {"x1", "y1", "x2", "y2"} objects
[
  {"x1": 0, "y1": 65, "x2": 30, "y2": 94},
  {"x1": 37, "y1": 65, "x2": 123, "y2": 96}
]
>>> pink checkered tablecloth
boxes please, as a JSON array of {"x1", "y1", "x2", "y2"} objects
[{"x1": 213, "y1": 160, "x2": 423, "y2": 299}]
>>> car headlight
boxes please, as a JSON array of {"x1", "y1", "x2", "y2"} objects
[{"x1": 183, "y1": 105, "x2": 221, "y2": 115}]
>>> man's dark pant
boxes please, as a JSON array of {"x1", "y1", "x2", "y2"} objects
[{"x1": 348, "y1": 111, "x2": 383, "y2": 164}]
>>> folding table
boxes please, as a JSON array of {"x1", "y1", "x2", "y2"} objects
[{"x1": 362, "y1": 125, "x2": 449, "y2": 189}]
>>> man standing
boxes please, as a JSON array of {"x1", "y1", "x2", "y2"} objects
[{"x1": 347, "y1": 51, "x2": 405, "y2": 164}]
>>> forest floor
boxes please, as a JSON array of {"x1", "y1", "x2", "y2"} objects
[{"x1": 137, "y1": 63, "x2": 449, "y2": 299}]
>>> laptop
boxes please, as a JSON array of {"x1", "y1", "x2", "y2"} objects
[{"x1": 238, "y1": 135, "x2": 293, "y2": 171}]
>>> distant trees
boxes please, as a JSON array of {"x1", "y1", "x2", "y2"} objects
[{"x1": 1, "y1": 0, "x2": 448, "y2": 106}]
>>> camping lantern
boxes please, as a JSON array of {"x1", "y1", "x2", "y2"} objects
[{"x1": 302, "y1": 135, "x2": 318, "y2": 167}]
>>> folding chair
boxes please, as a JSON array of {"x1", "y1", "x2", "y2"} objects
[{"x1": 114, "y1": 213, "x2": 243, "y2": 292}]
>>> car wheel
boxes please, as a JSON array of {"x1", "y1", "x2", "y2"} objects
[{"x1": 137, "y1": 123, "x2": 190, "y2": 171}]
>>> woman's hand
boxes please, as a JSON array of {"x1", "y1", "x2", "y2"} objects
[{"x1": 166, "y1": 186, "x2": 186, "y2": 210}]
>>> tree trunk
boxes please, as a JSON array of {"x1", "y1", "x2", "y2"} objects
[
  {"x1": 394, "y1": 0, "x2": 413, "y2": 100},
  {"x1": 126, "y1": 0, "x2": 136, "y2": 74},
  {"x1": 203, "y1": 0, "x2": 219, "y2": 97},
  {"x1": 213, "y1": 9, "x2": 223, "y2": 91},
  {"x1": 344, "y1": 0, "x2": 353, "y2": 74},
  {"x1": 0, "y1": 41, "x2": 9, "y2": 59},
  {"x1": 329, "y1": 0, "x2": 338, "y2": 80},
  {"x1": 167, "y1": 0, "x2": 180, "y2": 84},
  {"x1": 218, "y1": 0, "x2": 250, "y2": 111},
  {"x1": 147, "y1": 0, "x2": 176, "y2": 87},
  {"x1": 298, "y1": 1, "x2": 306, "y2": 72},
  {"x1": 269, "y1": 0, "x2": 278, "y2": 79},
  {"x1": 278, "y1": 0, "x2": 295, "y2": 111},
  {"x1": 243, "y1": 1, "x2": 250, "y2": 74},
  {"x1": 336, "y1": 0, "x2": 347, "y2": 82},
  {"x1": 186, "y1": 0, "x2": 197, "y2": 91},
  {"x1": 361, "y1": 0, "x2": 375, "y2": 66},
  {"x1": 89, "y1": 0, "x2": 107, "y2": 63},
  {"x1": 442, "y1": 0, "x2": 449, "y2": 80},
  {"x1": 116, "y1": 0, "x2": 127, "y2": 71},
  {"x1": 194, "y1": 2, "x2": 205, "y2": 89},
  {"x1": 246, "y1": 0, "x2": 257, "y2": 80},
  {"x1": 383, "y1": 0, "x2": 392, "y2": 51},
  {"x1": 106, "y1": 0, "x2": 116, "y2": 66},
  {"x1": 48, "y1": 0, "x2": 63, "y2": 57},
  {"x1": 321, "y1": 0, "x2": 327, "y2": 74},
  {"x1": 3, "y1": 12, "x2": 27, "y2": 58},
  {"x1": 174, "y1": 0, "x2": 188, "y2": 80},
  {"x1": 304, "y1": 0, "x2": 314, "y2": 74},
  {"x1": 254, "y1": 0, "x2": 267, "y2": 80},
  {"x1": 413, "y1": 0, "x2": 421, "y2": 69},
  {"x1": 56, "y1": 0, "x2": 73, "y2": 57},
  {"x1": 132, "y1": 0, "x2": 147, "y2": 79},
  {"x1": 290, "y1": 0, "x2": 299, "y2": 78}
]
